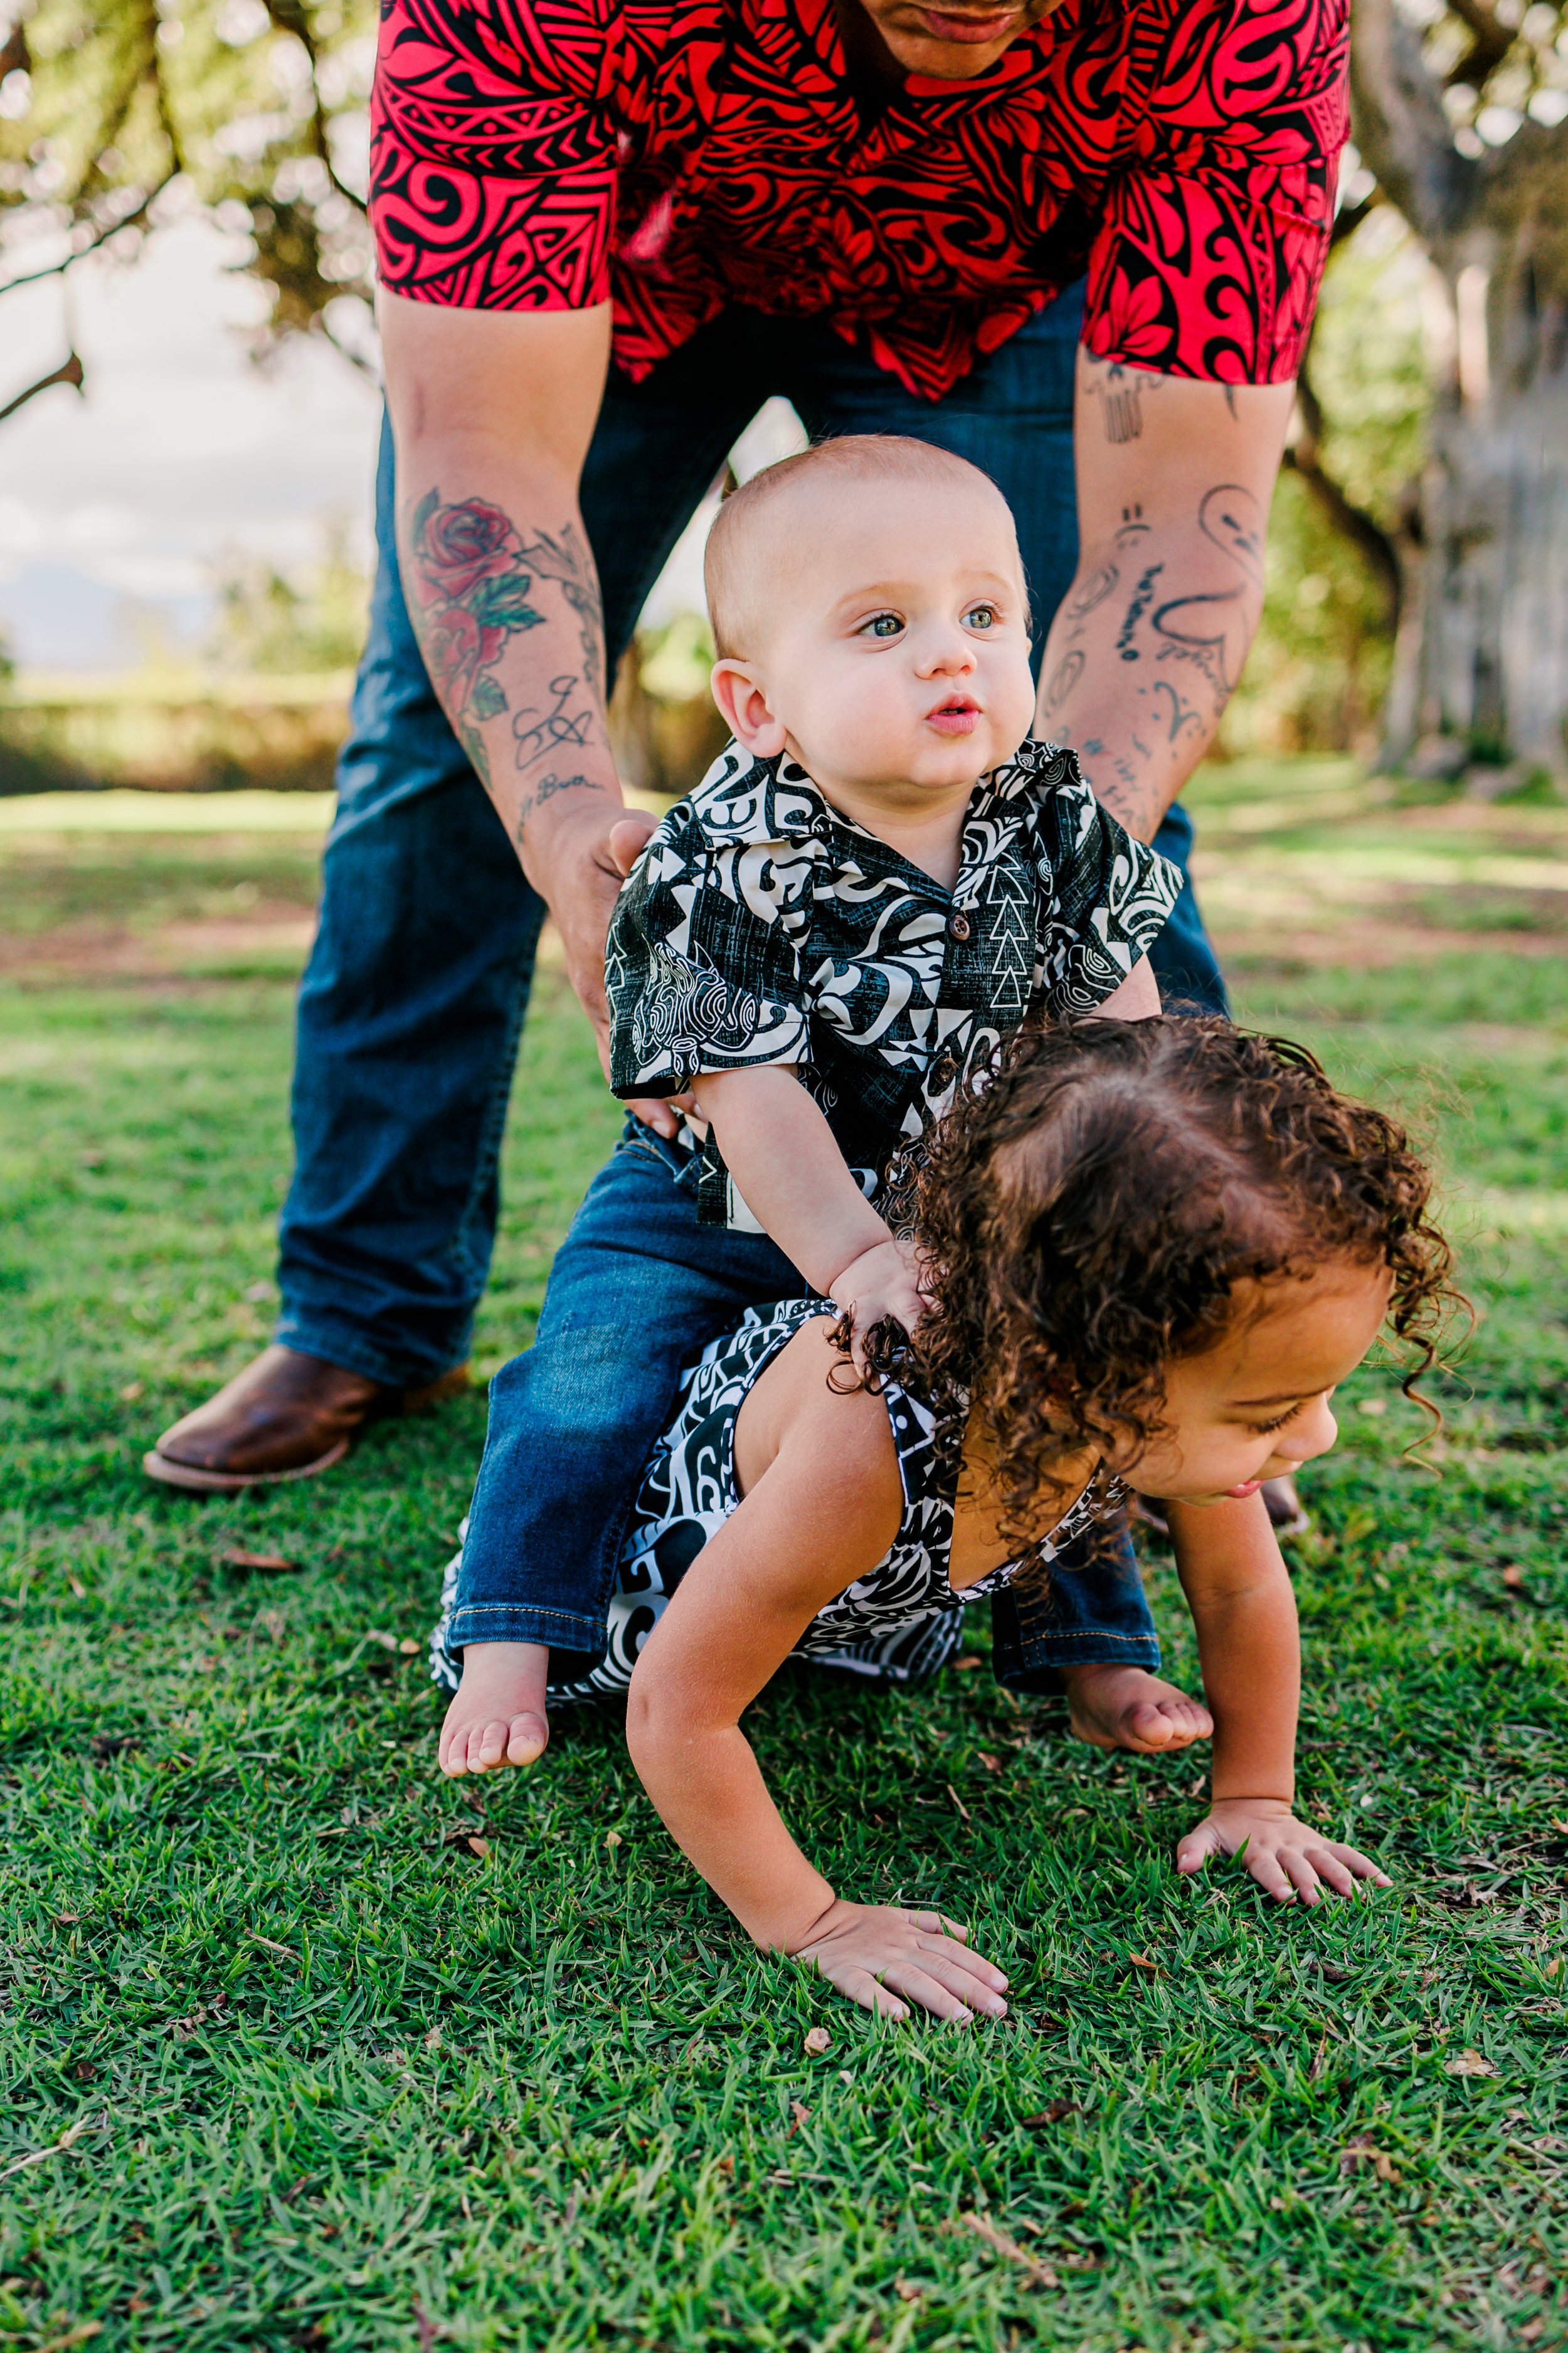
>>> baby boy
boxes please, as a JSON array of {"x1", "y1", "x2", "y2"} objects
[{"x1": 433, "y1": 434, "x2": 1193, "y2": 1766}]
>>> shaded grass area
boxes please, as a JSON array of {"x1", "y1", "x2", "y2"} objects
[{"x1": 1, "y1": 812, "x2": 1566, "y2": 2350}]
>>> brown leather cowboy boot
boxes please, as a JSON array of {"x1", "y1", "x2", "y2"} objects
[{"x1": 143, "y1": 1344, "x2": 469, "y2": 1492}]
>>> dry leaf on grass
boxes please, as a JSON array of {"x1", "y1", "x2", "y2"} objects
[
  {"x1": 465, "y1": 1835, "x2": 491, "y2": 1859},
  {"x1": 803, "y1": 2025, "x2": 832, "y2": 2056},
  {"x1": 1340, "y1": 2136, "x2": 1401, "y2": 2183},
  {"x1": 787, "y1": 2100, "x2": 811, "y2": 2135},
  {"x1": 943, "y1": 2211, "x2": 1061, "y2": 2289},
  {"x1": 946, "y1": 1783, "x2": 972, "y2": 1822},
  {"x1": 977, "y1": 1752, "x2": 1002, "y2": 1773},
  {"x1": 1502, "y1": 1564, "x2": 1525, "y2": 1590},
  {"x1": 605, "y1": 1830, "x2": 623, "y2": 1851},
  {"x1": 894, "y1": 2280, "x2": 924, "y2": 2303},
  {"x1": 1126, "y1": 1952, "x2": 1163, "y2": 1975},
  {"x1": 221, "y1": 1549, "x2": 300, "y2": 1573},
  {"x1": 1020, "y1": 2100, "x2": 1079, "y2": 2128},
  {"x1": 954, "y1": 1655, "x2": 983, "y2": 1672},
  {"x1": 1444, "y1": 2048, "x2": 1497, "y2": 2076},
  {"x1": 366, "y1": 1630, "x2": 400, "y2": 1650}
]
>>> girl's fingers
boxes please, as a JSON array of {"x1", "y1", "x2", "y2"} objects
[
  {"x1": 837, "y1": 1966, "x2": 909, "y2": 2022},
  {"x1": 909, "y1": 1952, "x2": 1008, "y2": 2016},
  {"x1": 913, "y1": 1936, "x2": 1007, "y2": 1994},
  {"x1": 1175, "y1": 1822, "x2": 1222, "y2": 1875},
  {"x1": 1303, "y1": 1846, "x2": 1359, "y2": 1898},
  {"x1": 920, "y1": 1912, "x2": 971, "y2": 1942},
  {"x1": 1333, "y1": 1842, "x2": 1392, "y2": 1886},
  {"x1": 879, "y1": 1962, "x2": 975, "y2": 2024},
  {"x1": 1281, "y1": 1848, "x2": 1325, "y2": 1906},
  {"x1": 1245, "y1": 1847, "x2": 1298, "y2": 1903}
]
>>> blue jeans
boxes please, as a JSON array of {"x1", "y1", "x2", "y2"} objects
[{"x1": 280, "y1": 291, "x2": 1226, "y2": 1684}]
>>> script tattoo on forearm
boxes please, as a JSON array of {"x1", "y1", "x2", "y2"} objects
[
  {"x1": 514, "y1": 770, "x2": 603, "y2": 843},
  {"x1": 402, "y1": 492, "x2": 605, "y2": 797},
  {"x1": 512, "y1": 674, "x2": 597, "y2": 775}
]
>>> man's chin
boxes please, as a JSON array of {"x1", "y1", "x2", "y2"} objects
[{"x1": 871, "y1": 1, "x2": 1036, "y2": 74}]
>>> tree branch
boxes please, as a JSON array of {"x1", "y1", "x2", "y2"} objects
[
  {"x1": 0, "y1": 349, "x2": 85, "y2": 425},
  {"x1": 262, "y1": 0, "x2": 368, "y2": 217},
  {"x1": 0, "y1": 176, "x2": 176, "y2": 301},
  {"x1": 1285, "y1": 343, "x2": 1403, "y2": 631},
  {"x1": 1350, "y1": 0, "x2": 1476, "y2": 250},
  {"x1": 1442, "y1": 0, "x2": 1515, "y2": 90}
]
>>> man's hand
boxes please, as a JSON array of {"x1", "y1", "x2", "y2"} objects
[
  {"x1": 1037, "y1": 357, "x2": 1296, "y2": 843},
  {"x1": 1176, "y1": 1797, "x2": 1391, "y2": 1906},
  {"x1": 792, "y1": 1900, "x2": 1009, "y2": 2023},
  {"x1": 827, "y1": 1235, "x2": 927, "y2": 1373}
]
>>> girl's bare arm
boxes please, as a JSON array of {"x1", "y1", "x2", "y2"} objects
[
  {"x1": 1167, "y1": 1494, "x2": 1389, "y2": 1903},
  {"x1": 625, "y1": 1322, "x2": 1009, "y2": 2020}
]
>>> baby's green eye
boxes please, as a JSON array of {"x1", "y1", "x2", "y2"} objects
[
  {"x1": 963, "y1": 604, "x2": 998, "y2": 630},
  {"x1": 860, "y1": 612, "x2": 903, "y2": 639}
]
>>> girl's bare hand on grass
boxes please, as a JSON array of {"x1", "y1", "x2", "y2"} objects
[
  {"x1": 1176, "y1": 1798, "x2": 1391, "y2": 1905},
  {"x1": 791, "y1": 1900, "x2": 1009, "y2": 2022}
]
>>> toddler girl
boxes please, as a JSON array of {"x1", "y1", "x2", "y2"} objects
[{"x1": 550, "y1": 1014, "x2": 1454, "y2": 2018}]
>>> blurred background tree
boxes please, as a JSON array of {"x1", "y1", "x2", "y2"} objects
[
  {"x1": 208, "y1": 513, "x2": 368, "y2": 676},
  {"x1": 3, "y1": 0, "x2": 1568, "y2": 777},
  {"x1": 0, "y1": 0, "x2": 375, "y2": 415}
]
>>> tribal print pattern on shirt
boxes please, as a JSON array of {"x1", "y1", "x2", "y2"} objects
[
  {"x1": 370, "y1": 0, "x2": 1348, "y2": 402},
  {"x1": 606, "y1": 736, "x2": 1182, "y2": 1224},
  {"x1": 517, "y1": 1299, "x2": 1121, "y2": 1701}
]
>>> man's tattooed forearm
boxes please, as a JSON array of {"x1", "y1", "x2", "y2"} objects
[
  {"x1": 403, "y1": 491, "x2": 607, "y2": 794},
  {"x1": 1115, "y1": 563, "x2": 1164, "y2": 661},
  {"x1": 513, "y1": 673, "x2": 598, "y2": 774},
  {"x1": 1083, "y1": 359, "x2": 1162, "y2": 445},
  {"x1": 1063, "y1": 561, "x2": 1120, "y2": 629},
  {"x1": 514, "y1": 523, "x2": 606, "y2": 704},
  {"x1": 1197, "y1": 484, "x2": 1264, "y2": 587},
  {"x1": 1149, "y1": 678, "x2": 1204, "y2": 743},
  {"x1": 1150, "y1": 588, "x2": 1244, "y2": 714},
  {"x1": 515, "y1": 771, "x2": 604, "y2": 841},
  {"x1": 1041, "y1": 648, "x2": 1084, "y2": 716}
]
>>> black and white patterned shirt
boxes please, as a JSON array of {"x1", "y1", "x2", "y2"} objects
[{"x1": 607, "y1": 737, "x2": 1182, "y2": 1226}]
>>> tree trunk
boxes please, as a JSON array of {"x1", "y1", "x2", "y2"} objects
[
  {"x1": 1352, "y1": 0, "x2": 1568, "y2": 773},
  {"x1": 1410, "y1": 371, "x2": 1568, "y2": 769}
]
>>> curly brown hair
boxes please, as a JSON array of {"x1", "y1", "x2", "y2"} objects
[{"x1": 851, "y1": 1015, "x2": 1461, "y2": 1549}]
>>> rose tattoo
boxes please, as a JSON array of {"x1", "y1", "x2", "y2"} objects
[{"x1": 406, "y1": 490, "x2": 549, "y2": 778}]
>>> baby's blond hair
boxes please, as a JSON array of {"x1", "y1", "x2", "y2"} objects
[{"x1": 704, "y1": 434, "x2": 1023, "y2": 659}]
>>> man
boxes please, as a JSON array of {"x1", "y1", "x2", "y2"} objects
[{"x1": 147, "y1": 0, "x2": 1342, "y2": 1568}]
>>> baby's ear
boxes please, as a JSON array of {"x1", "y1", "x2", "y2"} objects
[{"x1": 711, "y1": 659, "x2": 787, "y2": 757}]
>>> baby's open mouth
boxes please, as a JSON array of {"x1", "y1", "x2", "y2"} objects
[{"x1": 925, "y1": 696, "x2": 981, "y2": 736}]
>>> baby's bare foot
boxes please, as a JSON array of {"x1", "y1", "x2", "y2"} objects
[
  {"x1": 1061, "y1": 1664, "x2": 1213, "y2": 1755},
  {"x1": 438, "y1": 1640, "x2": 551, "y2": 1777}
]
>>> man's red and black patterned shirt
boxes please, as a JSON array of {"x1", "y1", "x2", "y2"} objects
[{"x1": 370, "y1": 0, "x2": 1348, "y2": 402}]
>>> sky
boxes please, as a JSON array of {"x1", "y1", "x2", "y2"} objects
[
  {"x1": 0, "y1": 216, "x2": 383, "y2": 672},
  {"x1": 0, "y1": 215, "x2": 803, "y2": 675}
]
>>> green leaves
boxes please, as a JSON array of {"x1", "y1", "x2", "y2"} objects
[
  {"x1": 409, "y1": 488, "x2": 440, "y2": 560},
  {"x1": 468, "y1": 574, "x2": 544, "y2": 633},
  {"x1": 470, "y1": 674, "x2": 509, "y2": 721}
]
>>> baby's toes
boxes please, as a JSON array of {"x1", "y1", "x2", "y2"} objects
[
  {"x1": 471, "y1": 1717, "x2": 511, "y2": 1770},
  {"x1": 505, "y1": 1711, "x2": 548, "y2": 1766}
]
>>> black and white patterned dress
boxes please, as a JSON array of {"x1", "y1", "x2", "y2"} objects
[
  {"x1": 432, "y1": 1300, "x2": 1119, "y2": 1701},
  {"x1": 606, "y1": 738, "x2": 1183, "y2": 1226}
]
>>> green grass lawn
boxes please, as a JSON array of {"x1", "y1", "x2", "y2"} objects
[{"x1": 1, "y1": 772, "x2": 1565, "y2": 2352}]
